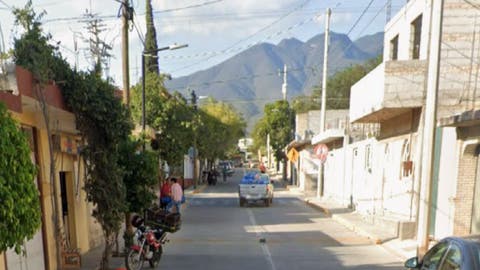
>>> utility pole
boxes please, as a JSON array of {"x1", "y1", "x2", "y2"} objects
[
  {"x1": 121, "y1": 0, "x2": 130, "y2": 105},
  {"x1": 417, "y1": 0, "x2": 444, "y2": 257},
  {"x1": 191, "y1": 90, "x2": 198, "y2": 189},
  {"x1": 267, "y1": 133, "x2": 271, "y2": 169},
  {"x1": 282, "y1": 64, "x2": 288, "y2": 100},
  {"x1": 317, "y1": 8, "x2": 331, "y2": 198},
  {"x1": 320, "y1": 8, "x2": 331, "y2": 133}
]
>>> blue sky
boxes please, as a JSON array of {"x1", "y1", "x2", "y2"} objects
[{"x1": 0, "y1": 0, "x2": 405, "y2": 88}]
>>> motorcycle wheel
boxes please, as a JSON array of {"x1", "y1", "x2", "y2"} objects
[
  {"x1": 149, "y1": 246, "x2": 163, "y2": 268},
  {"x1": 125, "y1": 249, "x2": 144, "y2": 270}
]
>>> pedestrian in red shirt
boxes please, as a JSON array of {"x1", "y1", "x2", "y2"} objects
[{"x1": 160, "y1": 178, "x2": 172, "y2": 210}]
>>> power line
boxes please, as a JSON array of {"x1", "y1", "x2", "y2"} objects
[
  {"x1": 171, "y1": 0, "x2": 312, "y2": 73},
  {"x1": 346, "y1": 0, "x2": 375, "y2": 36},
  {"x1": 0, "y1": 0, "x2": 11, "y2": 11},
  {"x1": 159, "y1": 11, "x2": 320, "y2": 61},
  {"x1": 463, "y1": 0, "x2": 480, "y2": 11},
  {"x1": 166, "y1": 1, "x2": 387, "y2": 92},
  {"x1": 153, "y1": 0, "x2": 225, "y2": 14}
]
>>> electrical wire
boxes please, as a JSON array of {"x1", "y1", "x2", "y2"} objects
[
  {"x1": 346, "y1": 0, "x2": 375, "y2": 36},
  {"x1": 153, "y1": 0, "x2": 225, "y2": 14},
  {"x1": 0, "y1": 0, "x2": 11, "y2": 11},
  {"x1": 160, "y1": 11, "x2": 321, "y2": 61},
  {"x1": 167, "y1": 1, "x2": 387, "y2": 91},
  {"x1": 170, "y1": 0, "x2": 312, "y2": 73},
  {"x1": 463, "y1": 0, "x2": 480, "y2": 11}
]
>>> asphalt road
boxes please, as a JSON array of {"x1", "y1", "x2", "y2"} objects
[{"x1": 157, "y1": 169, "x2": 404, "y2": 270}]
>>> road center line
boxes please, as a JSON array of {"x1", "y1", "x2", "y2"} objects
[{"x1": 247, "y1": 209, "x2": 276, "y2": 270}]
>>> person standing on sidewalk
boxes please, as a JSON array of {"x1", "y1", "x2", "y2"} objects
[
  {"x1": 160, "y1": 178, "x2": 172, "y2": 210},
  {"x1": 168, "y1": 177, "x2": 183, "y2": 214}
]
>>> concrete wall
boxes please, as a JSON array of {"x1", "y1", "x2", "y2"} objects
[
  {"x1": 434, "y1": 127, "x2": 458, "y2": 239},
  {"x1": 438, "y1": 0, "x2": 480, "y2": 118},
  {"x1": 384, "y1": 0, "x2": 430, "y2": 61},
  {"x1": 380, "y1": 109, "x2": 421, "y2": 139},
  {"x1": 350, "y1": 64, "x2": 385, "y2": 122}
]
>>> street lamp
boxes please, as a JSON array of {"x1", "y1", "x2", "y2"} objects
[{"x1": 141, "y1": 43, "x2": 188, "y2": 133}]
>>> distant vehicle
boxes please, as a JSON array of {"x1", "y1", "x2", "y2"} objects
[
  {"x1": 404, "y1": 235, "x2": 480, "y2": 269},
  {"x1": 218, "y1": 160, "x2": 234, "y2": 176},
  {"x1": 238, "y1": 172, "x2": 274, "y2": 207}
]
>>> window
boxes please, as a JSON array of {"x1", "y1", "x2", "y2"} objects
[
  {"x1": 421, "y1": 242, "x2": 449, "y2": 269},
  {"x1": 411, "y1": 14, "x2": 423, "y2": 59},
  {"x1": 365, "y1": 145, "x2": 372, "y2": 172},
  {"x1": 390, "y1": 35, "x2": 399, "y2": 60},
  {"x1": 439, "y1": 244, "x2": 461, "y2": 270}
]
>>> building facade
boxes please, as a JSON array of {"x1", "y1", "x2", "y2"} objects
[{"x1": 0, "y1": 66, "x2": 103, "y2": 270}]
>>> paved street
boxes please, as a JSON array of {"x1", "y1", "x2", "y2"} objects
[{"x1": 155, "y1": 169, "x2": 404, "y2": 270}]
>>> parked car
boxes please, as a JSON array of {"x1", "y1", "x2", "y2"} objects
[{"x1": 404, "y1": 235, "x2": 480, "y2": 270}]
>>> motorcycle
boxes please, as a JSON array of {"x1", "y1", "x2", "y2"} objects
[{"x1": 125, "y1": 215, "x2": 168, "y2": 270}]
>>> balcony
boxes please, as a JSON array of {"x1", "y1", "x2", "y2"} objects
[{"x1": 350, "y1": 60, "x2": 427, "y2": 123}]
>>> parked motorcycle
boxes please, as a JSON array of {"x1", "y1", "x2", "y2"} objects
[{"x1": 125, "y1": 215, "x2": 167, "y2": 270}]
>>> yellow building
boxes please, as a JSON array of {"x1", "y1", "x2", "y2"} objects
[{"x1": 0, "y1": 66, "x2": 103, "y2": 270}]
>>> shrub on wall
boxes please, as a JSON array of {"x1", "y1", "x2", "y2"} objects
[{"x1": 0, "y1": 102, "x2": 41, "y2": 254}]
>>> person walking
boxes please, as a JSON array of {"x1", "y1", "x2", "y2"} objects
[
  {"x1": 168, "y1": 177, "x2": 183, "y2": 214},
  {"x1": 160, "y1": 178, "x2": 172, "y2": 210}
]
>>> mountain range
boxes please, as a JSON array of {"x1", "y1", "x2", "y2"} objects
[{"x1": 166, "y1": 31, "x2": 384, "y2": 130}]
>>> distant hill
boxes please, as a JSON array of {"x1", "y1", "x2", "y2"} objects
[{"x1": 166, "y1": 32, "x2": 384, "y2": 131}]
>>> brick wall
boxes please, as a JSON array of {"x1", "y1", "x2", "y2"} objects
[{"x1": 453, "y1": 143, "x2": 477, "y2": 235}]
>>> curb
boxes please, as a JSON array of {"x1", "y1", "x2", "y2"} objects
[
  {"x1": 332, "y1": 214, "x2": 383, "y2": 244},
  {"x1": 304, "y1": 199, "x2": 331, "y2": 217}
]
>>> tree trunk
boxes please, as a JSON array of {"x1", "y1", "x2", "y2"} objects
[{"x1": 100, "y1": 232, "x2": 114, "y2": 270}]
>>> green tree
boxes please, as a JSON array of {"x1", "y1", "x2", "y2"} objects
[
  {"x1": 65, "y1": 71, "x2": 132, "y2": 270},
  {"x1": 119, "y1": 137, "x2": 158, "y2": 214},
  {"x1": 144, "y1": 0, "x2": 159, "y2": 74},
  {"x1": 196, "y1": 98, "x2": 246, "y2": 165},
  {"x1": 131, "y1": 73, "x2": 195, "y2": 174},
  {"x1": 0, "y1": 103, "x2": 41, "y2": 254},
  {"x1": 252, "y1": 100, "x2": 294, "y2": 175},
  {"x1": 118, "y1": 137, "x2": 158, "y2": 249}
]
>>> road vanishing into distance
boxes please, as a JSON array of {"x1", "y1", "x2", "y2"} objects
[{"x1": 158, "y1": 169, "x2": 404, "y2": 270}]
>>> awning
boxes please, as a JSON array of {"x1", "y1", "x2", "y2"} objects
[
  {"x1": 439, "y1": 110, "x2": 480, "y2": 127},
  {"x1": 311, "y1": 129, "x2": 345, "y2": 145},
  {"x1": 286, "y1": 139, "x2": 311, "y2": 151}
]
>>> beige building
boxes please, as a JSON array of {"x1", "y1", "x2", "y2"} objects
[{"x1": 0, "y1": 66, "x2": 103, "y2": 270}]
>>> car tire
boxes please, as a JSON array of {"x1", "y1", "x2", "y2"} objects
[{"x1": 240, "y1": 198, "x2": 247, "y2": 207}]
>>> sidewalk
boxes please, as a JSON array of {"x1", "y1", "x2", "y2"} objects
[
  {"x1": 80, "y1": 185, "x2": 202, "y2": 270},
  {"x1": 298, "y1": 193, "x2": 417, "y2": 261}
]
